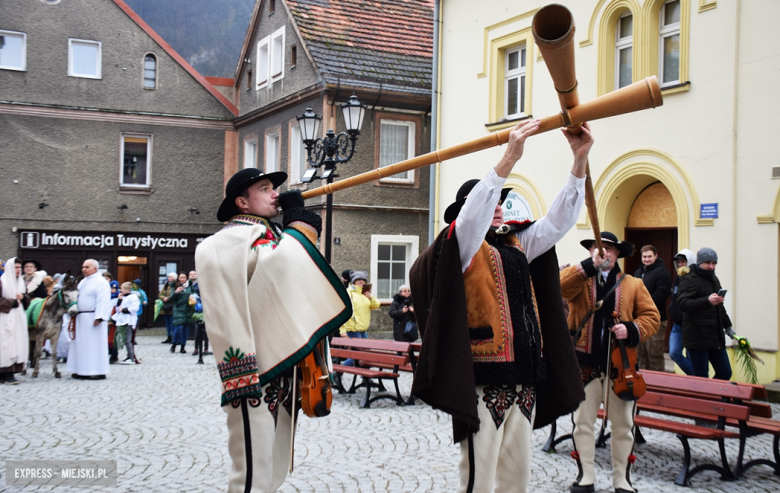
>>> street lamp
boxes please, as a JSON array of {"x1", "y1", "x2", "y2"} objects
[{"x1": 297, "y1": 94, "x2": 366, "y2": 263}]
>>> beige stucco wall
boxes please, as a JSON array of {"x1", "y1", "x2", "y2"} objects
[{"x1": 437, "y1": 0, "x2": 780, "y2": 380}]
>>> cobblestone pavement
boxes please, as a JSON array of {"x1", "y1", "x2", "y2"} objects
[{"x1": 2, "y1": 335, "x2": 780, "y2": 492}]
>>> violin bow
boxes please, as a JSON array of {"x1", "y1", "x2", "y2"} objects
[
  {"x1": 596, "y1": 328, "x2": 612, "y2": 448},
  {"x1": 289, "y1": 365, "x2": 297, "y2": 473}
]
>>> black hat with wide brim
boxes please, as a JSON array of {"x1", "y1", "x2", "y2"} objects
[
  {"x1": 217, "y1": 168, "x2": 288, "y2": 222},
  {"x1": 579, "y1": 231, "x2": 635, "y2": 258},
  {"x1": 444, "y1": 179, "x2": 512, "y2": 224},
  {"x1": 22, "y1": 259, "x2": 42, "y2": 271}
]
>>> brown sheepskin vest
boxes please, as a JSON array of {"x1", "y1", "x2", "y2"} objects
[{"x1": 463, "y1": 232, "x2": 545, "y2": 386}]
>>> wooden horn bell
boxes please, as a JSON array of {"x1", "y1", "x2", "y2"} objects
[
  {"x1": 301, "y1": 5, "x2": 663, "y2": 202},
  {"x1": 532, "y1": 3, "x2": 663, "y2": 254}
]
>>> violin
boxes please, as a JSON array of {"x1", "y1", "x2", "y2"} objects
[
  {"x1": 609, "y1": 312, "x2": 646, "y2": 401},
  {"x1": 298, "y1": 341, "x2": 332, "y2": 418}
]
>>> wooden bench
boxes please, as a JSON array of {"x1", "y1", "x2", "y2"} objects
[
  {"x1": 330, "y1": 338, "x2": 411, "y2": 409},
  {"x1": 543, "y1": 370, "x2": 777, "y2": 486},
  {"x1": 641, "y1": 371, "x2": 780, "y2": 480}
]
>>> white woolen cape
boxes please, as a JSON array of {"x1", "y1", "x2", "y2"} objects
[{"x1": 196, "y1": 221, "x2": 352, "y2": 406}]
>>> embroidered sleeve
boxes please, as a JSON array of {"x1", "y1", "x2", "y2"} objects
[{"x1": 217, "y1": 347, "x2": 262, "y2": 405}]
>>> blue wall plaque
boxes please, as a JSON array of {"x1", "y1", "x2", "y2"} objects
[{"x1": 700, "y1": 203, "x2": 718, "y2": 219}]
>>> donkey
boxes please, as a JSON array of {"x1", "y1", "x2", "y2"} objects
[{"x1": 26, "y1": 275, "x2": 79, "y2": 378}]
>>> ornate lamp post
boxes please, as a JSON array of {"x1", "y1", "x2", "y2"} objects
[{"x1": 297, "y1": 94, "x2": 366, "y2": 263}]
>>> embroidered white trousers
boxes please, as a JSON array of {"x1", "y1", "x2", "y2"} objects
[
  {"x1": 225, "y1": 377, "x2": 294, "y2": 493},
  {"x1": 458, "y1": 385, "x2": 536, "y2": 493},
  {"x1": 572, "y1": 376, "x2": 636, "y2": 491}
]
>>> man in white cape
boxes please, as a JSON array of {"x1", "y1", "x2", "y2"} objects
[
  {"x1": 196, "y1": 168, "x2": 352, "y2": 493},
  {"x1": 0, "y1": 258, "x2": 31, "y2": 384},
  {"x1": 67, "y1": 259, "x2": 111, "y2": 379}
]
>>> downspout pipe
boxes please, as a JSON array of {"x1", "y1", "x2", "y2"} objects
[{"x1": 428, "y1": 0, "x2": 441, "y2": 245}]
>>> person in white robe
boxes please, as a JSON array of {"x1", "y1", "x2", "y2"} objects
[
  {"x1": 67, "y1": 259, "x2": 111, "y2": 379},
  {"x1": 0, "y1": 258, "x2": 31, "y2": 384}
]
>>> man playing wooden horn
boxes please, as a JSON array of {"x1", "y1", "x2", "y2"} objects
[
  {"x1": 410, "y1": 118, "x2": 591, "y2": 492},
  {"x1": 560, "y1": 233, "x2": 660, "y2": 493},
  {"x1": 195, "y1": 169, "x2": 352, "y2": 492}
]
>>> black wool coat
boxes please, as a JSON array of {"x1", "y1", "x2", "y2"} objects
[
  {"x1": 410, "y1": 225, "x2": 585, "y2": 443},
  {"x1": 634, "y1": 258, "x2": 672, "y2": 321},
  {"x1": 388, "y1": 294, "x2": 417, "y2": 342},
  {"x1": 678, "y1": 265, "x2": 732, "y2": 350}
]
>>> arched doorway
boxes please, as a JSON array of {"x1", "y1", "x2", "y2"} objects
[{"x1": 624, "y1": 181, "x2": 678, "y2": 351}]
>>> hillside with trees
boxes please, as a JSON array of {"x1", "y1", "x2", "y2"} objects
[{"x1": 124, "y1": 0, "x2": 254, "y2": 78}]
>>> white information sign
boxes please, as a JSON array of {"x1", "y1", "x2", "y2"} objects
[{"x1": 501, "y1": 191, "x2": 534, "y2": 222}]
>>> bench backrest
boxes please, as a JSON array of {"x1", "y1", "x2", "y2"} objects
[
  {"x1": 639, "y1": 391, "x2": 750, "y2": 421},
  {"x1": 331, "y1": 337, "x2": 411, "y2": 353},
  {"x1": 330, "y1": 344, "x2": 411, "y2": 368},
  {"x1": 641, "y1": 370, "x2": 757, "y2": 401}
]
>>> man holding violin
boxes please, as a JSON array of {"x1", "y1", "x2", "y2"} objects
[
  {"x1": 196, "y1": 168, "x2": 352, "y2": 493},
  {"x1": 560, "y1": 232, "x2": 660, "y2": 493}
]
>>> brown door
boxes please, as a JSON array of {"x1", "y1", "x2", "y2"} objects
[{"x1": 624, "y1": 227, "x2": 677, "y2": 351}]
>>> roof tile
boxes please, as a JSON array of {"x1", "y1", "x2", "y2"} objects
[{"x1": 287, "y1": 0, "x2": 433, "y2": 91}]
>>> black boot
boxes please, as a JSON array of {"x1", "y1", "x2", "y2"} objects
[
  {"x1": 570, "y1": 483, "x2": 595, "y2": 493},
  {"x1": 179, "y1": 346, "x2": 186, "y2": 354},
  {"x1": 161, "y1": 337, "x2": 172, "y2": 344},
  {"x1": 170, "y1": 344, "x2": 176, "y2": 353}
]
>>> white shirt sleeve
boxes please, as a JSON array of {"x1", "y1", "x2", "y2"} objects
[
  {"x1": 517, "y1": 173, "x2": 586, "y2": 263},
  {"x1": 454, "y1": 169, "x2": 507, "y2": 272}
]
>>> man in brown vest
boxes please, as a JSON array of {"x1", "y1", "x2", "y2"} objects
[{"x1": 410, "y1": 118, "x2": 593, "y2": 492}]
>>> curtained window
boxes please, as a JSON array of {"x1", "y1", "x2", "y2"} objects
[
  {"x1": 121, "y1": 135, "x2": 151, "y2": 187},
  {"x1": 379, "y1": 120, "x2": 415, "y2": 183}
]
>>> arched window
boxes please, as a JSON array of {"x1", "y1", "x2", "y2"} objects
[
  {"x1": 659, "y1": 0, "x2": 681, "y2": 86},
  {"x1": 144, "y1": 54, "x2": 156, "y2": 89},
  {"x1": 615, "y1": 11, "x2": 633, "y2": 89}
]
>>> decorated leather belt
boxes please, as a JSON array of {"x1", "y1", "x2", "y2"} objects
[{"x1": 68, "y1": 311, "x2": 95, "y2": 341}]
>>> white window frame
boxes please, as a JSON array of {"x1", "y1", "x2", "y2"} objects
[
  {"x1": 370, "y1": 235, "x2": 420, "y2": 303},
  {"x1": 270, "y1": 26, "x2": 285, "y2": 82},
  {"x1": 504, "y1": 45, "x2": 526, "y2": 119},
  {"x1": 119, "y1": 133, "x2": 152, "y2": 189},
  {"x1": 658, "y1": 0, "x2": 681, "y2": 87},
  {"x1": 378, "y1": 119, "x2": 416, "y2": 185},
  {"x1": 0, "y1": 30, "x2": 27, "y2": 71},
  {"x1": 143, "y1": 52, "x2": 157, "y2": 89},
  {"x1": 256, "y1": 35, "x2": 270, "y2": 89},
  {"x1": 265, "y1": 131, "x2": 280, "y2": 173},
  {"x1": 289, "y1": 122, "x2": 307, "y2": 185},
  {"x1": 614, "y1": 12, "x2": 633, "y2": 90},
  {"x1": 68, "y1": 38, "x2": 102, "y2": 79},
  {"x1": 244, "y1": 137, "x2": 258, "y2": 169}
]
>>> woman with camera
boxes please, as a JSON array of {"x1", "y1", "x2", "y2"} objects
[
  {"x1": 388, "y1": 284, "x2": 418, "y2": 342},
  {"x1": 158, "y1": 272, "x2": 176, "y2": 344}
]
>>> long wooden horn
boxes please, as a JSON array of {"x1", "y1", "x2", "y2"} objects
[
  {"x1": 300, "y1": 77, "x2": 661, "y2": 200},
  {"x1": 531, "y1": 4, "x2": 663, "y2": 256}
]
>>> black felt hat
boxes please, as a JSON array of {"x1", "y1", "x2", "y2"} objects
[
  {"x1": 22, "y1": 259, "x2": 42, "y2": 271},
  {"x1": 444, "y1": 179, "x2": 512, "y2": 224},
  {"x1": 579, "y1": 231, "x2": 635, "y2": 258},
  {"x1": 217, "y1": 168, "x2": 287, "y2": 222}
]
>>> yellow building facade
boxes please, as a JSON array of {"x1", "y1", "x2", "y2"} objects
[{"x1": 434, "y1": 0, "x2": 780, "y2": 383}]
